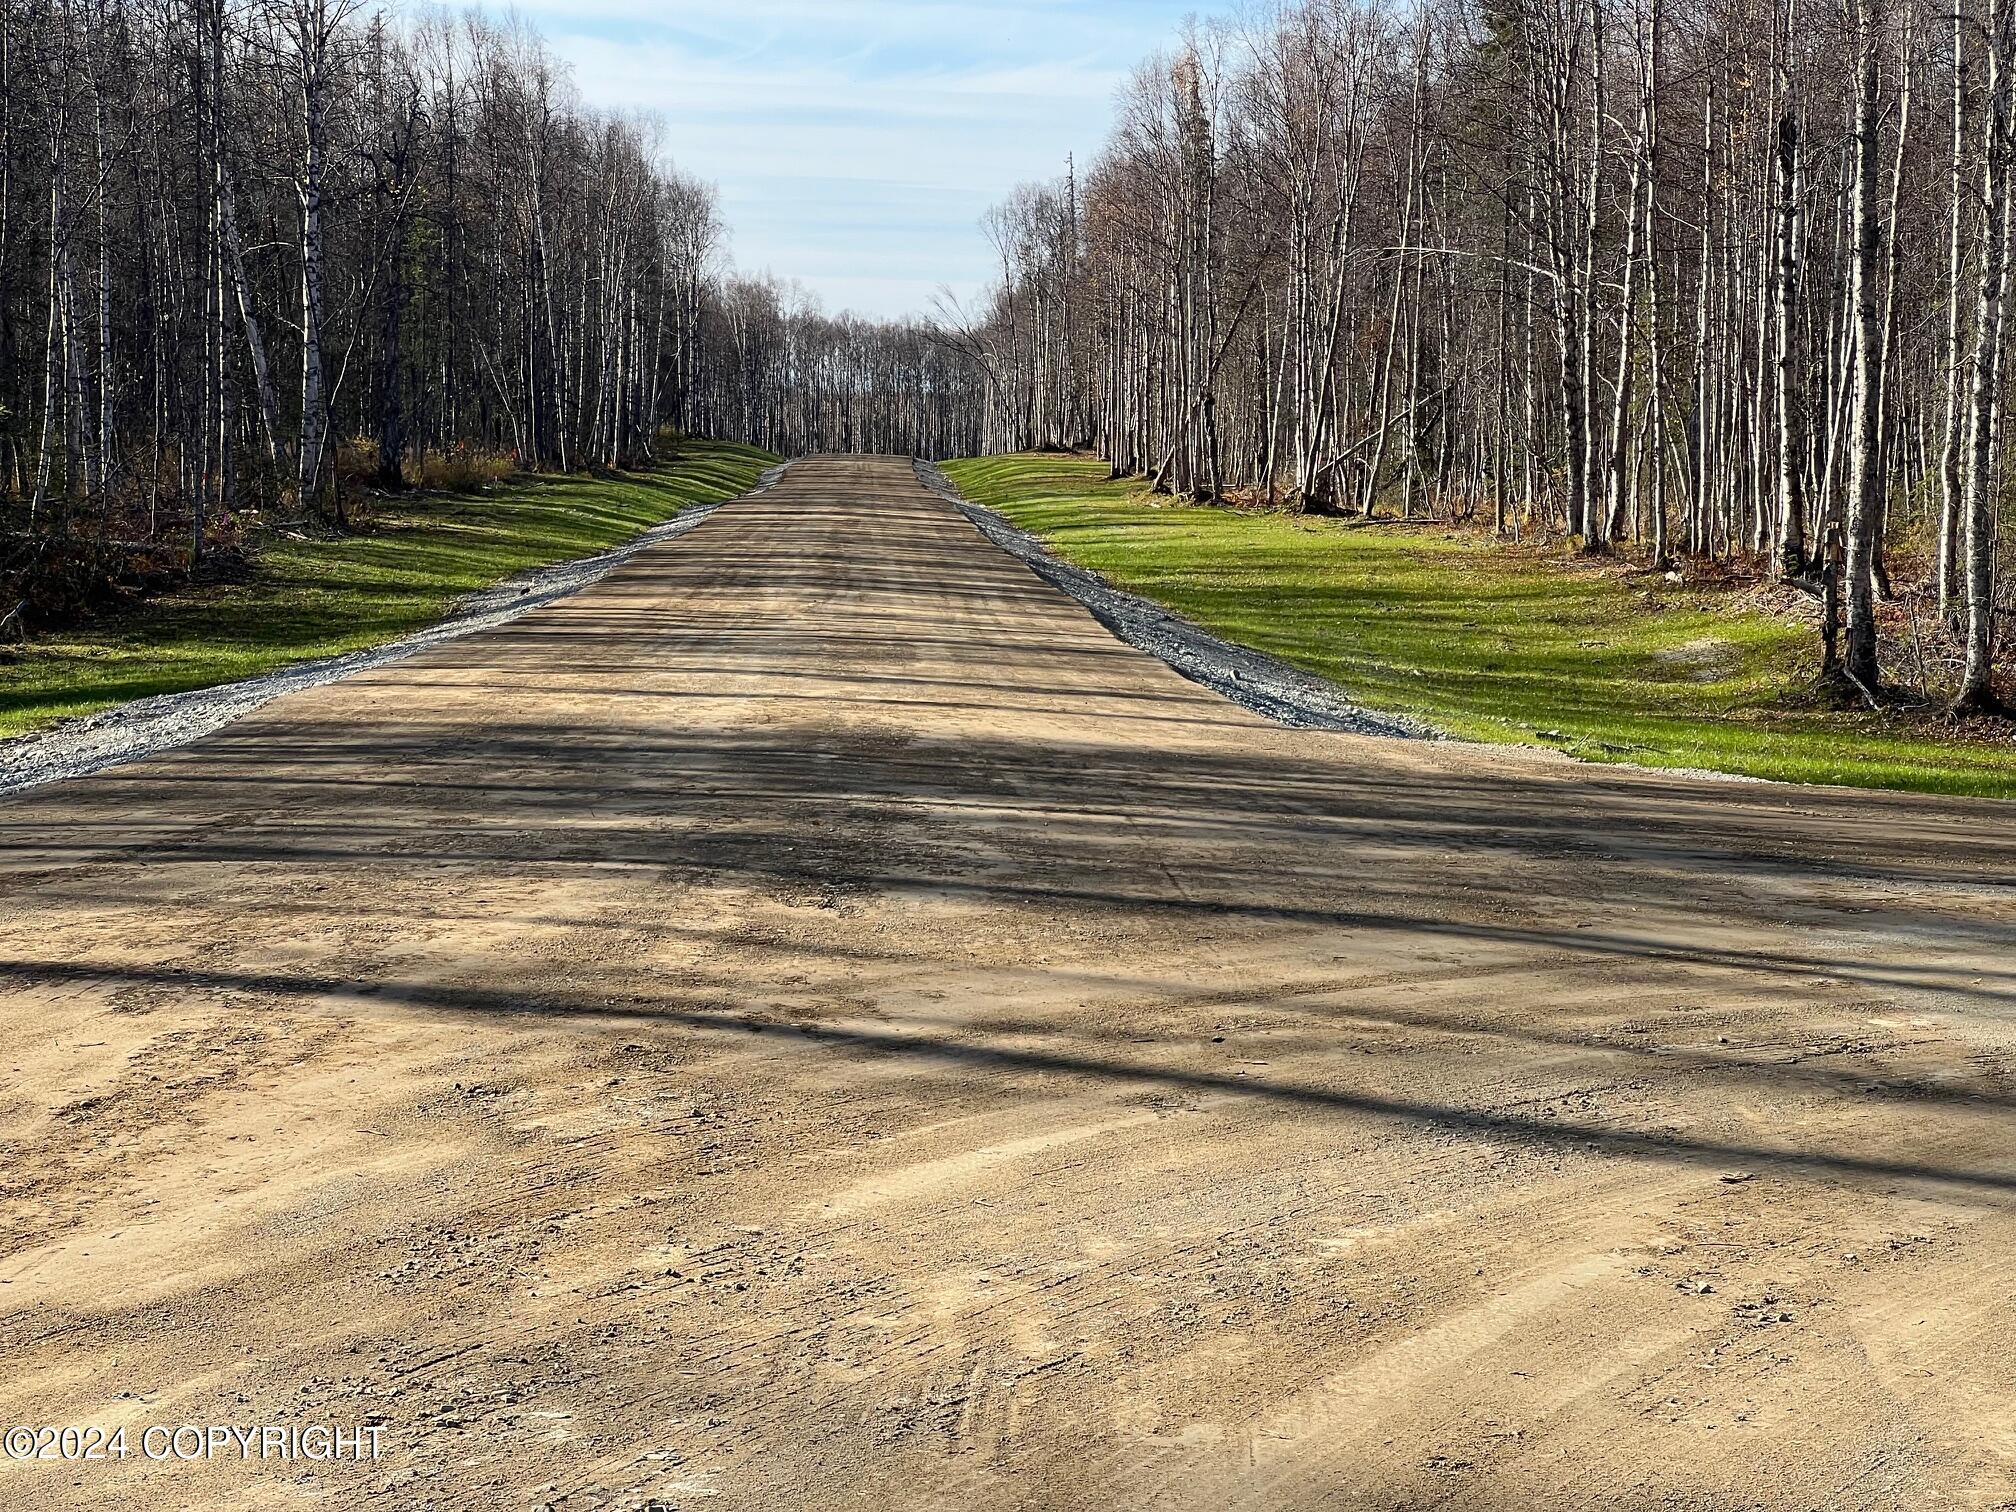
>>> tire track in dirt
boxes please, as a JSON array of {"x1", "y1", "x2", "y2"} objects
[{"x1": 2, "y1": 456, "x2": 2014, "y2": 1510}]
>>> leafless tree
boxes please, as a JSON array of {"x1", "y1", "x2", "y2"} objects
[{"x1": 945, "y1": 0, "x2": 2014, "y2": 707}]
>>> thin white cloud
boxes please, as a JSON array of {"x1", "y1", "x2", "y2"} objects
[
  {"x1": 514, "y1": 0, "x2": 1188, "y2": 55},
  {"x1": 545, "y1": 40, "x2": 1122, "y2": 126},
  {"x1": 496, "y1": 0, "x2": 1194, "y2": 318}
]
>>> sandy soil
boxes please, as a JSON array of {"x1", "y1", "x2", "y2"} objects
[{"x1": 3, "y1": 455, "x2": 2014, "y2": 1511}]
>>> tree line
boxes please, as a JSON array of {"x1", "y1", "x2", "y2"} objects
[
  {"x1": 698, "y1": 276, "x2": 982, "y2": 460},
  {"x1": 8, "y1": 0, "x2": 2007, "y2": 714},
  {"x1": 0, "y1": 0, "x2": 973, "y2": 634},
  {"x1": 944, "y1": 0, "x2": 2015, "y2": 711}
]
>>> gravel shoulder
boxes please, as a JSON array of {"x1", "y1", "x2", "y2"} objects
[
  {"x1": 917, "y1": 458, "x2": 1433, "y2": 739},
  {"x1": 2, "y1": 452, "x2": 1424, "y2": 801},
  {"x1": 0, "y1": 463, "x2": 789, "y2": 796}
]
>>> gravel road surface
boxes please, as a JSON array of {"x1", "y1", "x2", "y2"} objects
[{"x1": 3, "y1": 455, "x2": 2013, "y2": 1510}]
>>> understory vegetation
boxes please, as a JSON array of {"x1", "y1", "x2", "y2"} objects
[
  {"x1": 946, "y1": 454, "x2": 2016, "y2": 797},
  {"x1": 0, "y1": 440, "x2": 772, "y2": 740}
]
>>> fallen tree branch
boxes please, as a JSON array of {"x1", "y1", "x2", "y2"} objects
[
  {"x1": 1840, "y1": 664, "x2": 1884, "y2": 713},
  {"x1": 1307, "y1": 383, "x2": 1456, "y2": 484}
]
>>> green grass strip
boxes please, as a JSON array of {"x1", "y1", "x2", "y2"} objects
[
  {"x1": 0, "y1": 439, "x2": 776, "y2": 740},
  {"x1": 943, "y1": 453, "x2": 2015, "y2": 799}
]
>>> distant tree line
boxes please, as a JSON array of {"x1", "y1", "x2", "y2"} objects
[
  {"x1": 694, "y1": 277, "x2": 983, "y2": 460},
  {"x1": 945, "y1": 0, "x2": 2016, "y2": 710},
  {"x1": 0, "y1": 0, "x2": 976, "y2": 634}
]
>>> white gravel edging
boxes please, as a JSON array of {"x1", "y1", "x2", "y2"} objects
[
  {"x1": 0, "y1": 462, "x2": 792, "y2": 797},
  {"x1": 915, "y1": 459, "x2": 1433, "y2": 739}
]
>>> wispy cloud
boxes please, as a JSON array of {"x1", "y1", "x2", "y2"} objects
[{"x1": 506, "y1": 0, "x2": 1197, "y2": 318}]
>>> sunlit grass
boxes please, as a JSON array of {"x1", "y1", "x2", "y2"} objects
[
  {"x1": 944, "y1": 453, "x2": 2016, "y2": 799},
  {"x1": 0, "y1": 440, "x2": 776, "y2": 739}
]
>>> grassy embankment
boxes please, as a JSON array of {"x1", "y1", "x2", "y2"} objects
[
  {"x1": 943, "y1": 453, "x2": 2016, "y2": 799},
  {"x1": 0, "y1": 439, "x2": 776, "y2": 740}
]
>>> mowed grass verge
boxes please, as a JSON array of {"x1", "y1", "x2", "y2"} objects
[
  {"x1": 0, "y1": 439, "x2": 776, "y2": 740},
  {"x1": 942, "y1": 453, "x2": 2016, "y2": 798}
]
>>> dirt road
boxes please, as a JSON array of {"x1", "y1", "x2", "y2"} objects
[{"x1": 3, "y1": 456, "x2": 2014, "y2": 1511}]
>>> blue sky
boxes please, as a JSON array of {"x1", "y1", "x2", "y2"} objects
[{"x1": 512, "y1": 1, "x2": 1203, "y2": 319}]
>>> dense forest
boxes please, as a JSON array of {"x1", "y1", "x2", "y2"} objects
[
  {"x1": 0, "y1": 0, "x2": 977, "y2": 634},
  {"x1": 947, "y1": 0, "x2": 2016, "y2": 709},
  {"x1": 706, "y1": 279, "x2": 983, "y2": 461},
  {"x1": 1, "y1": 0, "x2": 2008, "y2": 711}
]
